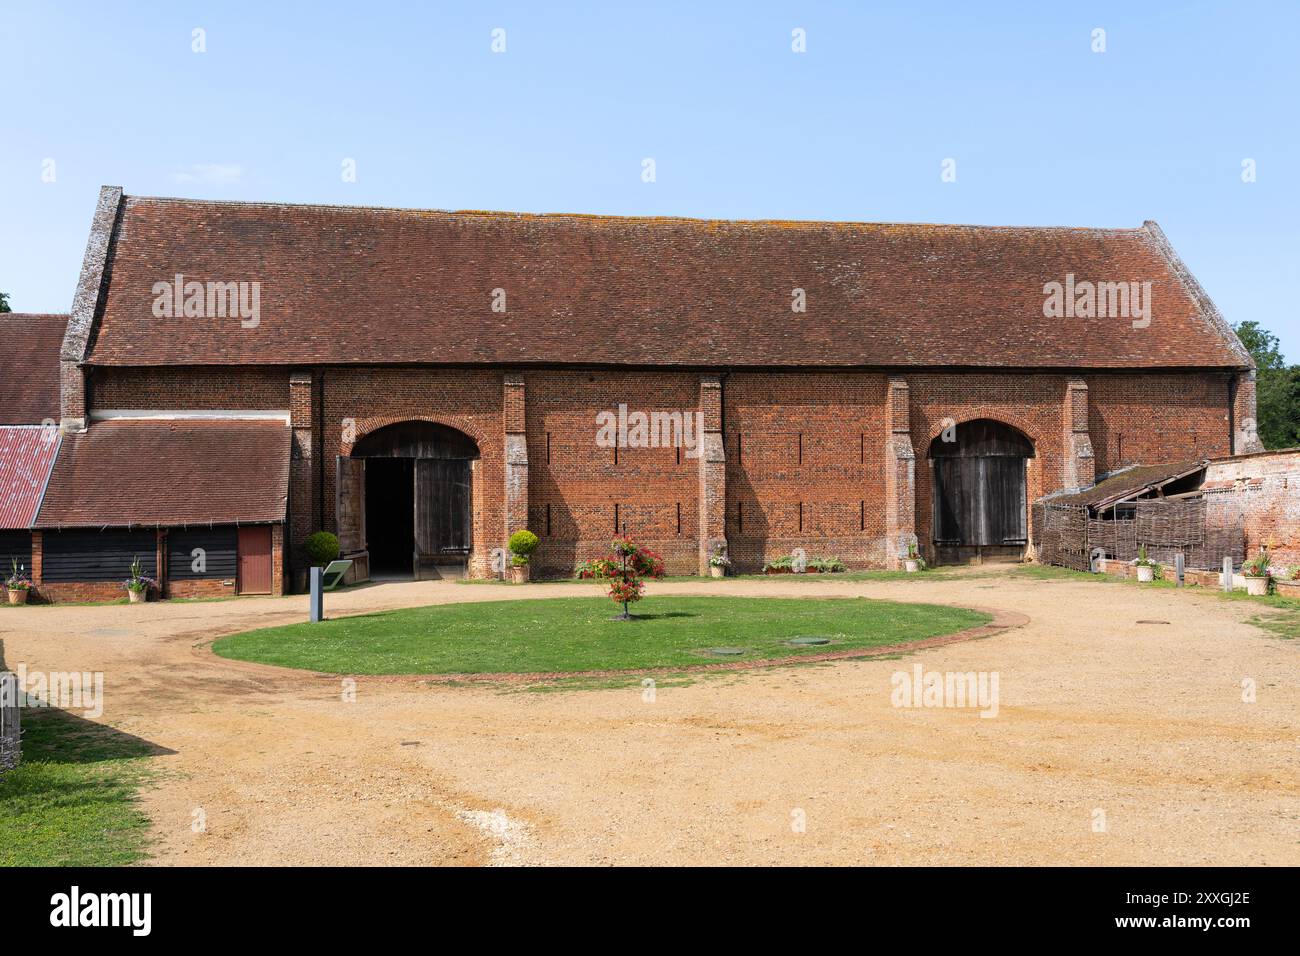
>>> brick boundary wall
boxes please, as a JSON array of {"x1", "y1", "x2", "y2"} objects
[{"x1": 1203, "y1": 449, "x2": 1300, "y2": 567}]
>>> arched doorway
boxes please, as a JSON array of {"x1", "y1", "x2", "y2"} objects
[
  {"x1": 928, "y1": 419, "x2": 1034, "y2": 564},
  {"x1": 342, "y1": 421, "x2": 479, "y2": 579}
]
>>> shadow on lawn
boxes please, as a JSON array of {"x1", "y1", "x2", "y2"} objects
[
  {"x1": 617, "y1": 611, "x2": 698, "y2": 621},
  {"x1": 16, "y1": 707, "x2": 175, "y2": 766}
]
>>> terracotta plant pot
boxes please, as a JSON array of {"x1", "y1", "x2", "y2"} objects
[
  {"x1": 709, "y1": 565, "x2": 725, "y2": 578},
  {"x1": 127, "y1": 588, "x2": 145, "y2": 603},
  {"x1": 904, "y1": 559, "x2": 919, "y2": 573},
  {"x1": 7, "y1": 588, "x2": 27, "y2": 606},
  {"x1": 510, "y1": 564, "x2": 529, "y2": 584},
  {"x1": 1244, "y1": 576, "x2": 1269, "y2": 596},
  {"x1": 1136, "y1": 565, "x2": 1154, "y2": 583}
]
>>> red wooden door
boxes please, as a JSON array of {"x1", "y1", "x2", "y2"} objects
[{"x1": 237, "y1": 526, "x2": 273, "y2": 594}]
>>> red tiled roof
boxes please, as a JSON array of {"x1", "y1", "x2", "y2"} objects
[
  {"x1": 0, "y1": 426, "x2": 60, "y2": 529},
  {"x1": 35, "y1": 419, "x2": 289, "y2": 528},
  {"x1": 85, "y1": 196, "x2": 1248, "y2": 370},
  {"x1": 0, "y1": 314, "x2": 68, "y2": 423}
]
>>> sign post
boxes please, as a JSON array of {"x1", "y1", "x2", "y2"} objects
[{"x1": 310, "y1": 566, "x2": 324, "y2": 623}]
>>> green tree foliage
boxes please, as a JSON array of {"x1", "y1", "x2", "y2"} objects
[
  {"x1": 0, "y1": 291, "x2": 11, "y2": 313},
  {"x1": 1234, "y1": 321, "x2": 1300, "y2": 449}
]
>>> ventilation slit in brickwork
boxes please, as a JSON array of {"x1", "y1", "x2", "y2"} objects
[
  {"x1": 613, "y1": 503, "x2": 620, "y2": 533},
  {"x1": 676, "y1": 502, "x2": 682, "y2": 535},
  {"x1": 546, "y1": 503, "x2": 552, "y2": 537},
  {"x1": 736, "y1": 433, "x2": 743, "y2": 464},
  {"x1": 738, "y1": 502, "x2": 744, "y2": 534},
  {"x1": 860, "y1": 433, "x2": 865, "y2": 464},
  {"x1": 546, "y1": 432, "x2": 551, "y2": 464},
  {"x1": 860, "y1": 500, "x2": 865, "y2": 531},
  {"x1": 797, "y1": 433, "x2": 803, "y2": 466},
  {"x1": 799, "y1": 502, "x2": 804, "y2": 532}
]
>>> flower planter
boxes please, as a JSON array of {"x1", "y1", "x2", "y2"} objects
[
  {"x1": 1136, "y1": 565, "x2": 1154, "y2": 583},
  {"x1": 7, "y1": 588, "x2": 28, "y2": 606},
  {"x1": 1244, "y1": 576, "x2": 1269, "y2": 596},
  {"x1": 904, "y1": 559, "x2": 919, "y2": 573},
  {"x1": 510, "y1": 564, "x2": 529, "y2": 584},
  {"x1": 709, "y1": 565, "x2": 725, "y2": 578},
  {"x1": 127, "y1": 588, "x2": 145, "y2": 604},
  {"x1": 1273, "y1": 579, "x2": 1300, "y2": 599},
  {"x1": 764, "y1": 567, "x2": 792, "y2": 575}
]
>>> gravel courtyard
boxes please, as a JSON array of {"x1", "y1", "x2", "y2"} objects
[{"x1": 2, "y1": 568, "x2": 1296, "y2": 866}]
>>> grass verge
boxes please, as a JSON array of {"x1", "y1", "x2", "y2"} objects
[
  {"x1": 0, "y1": 709, "x2": 155, "y2": 866},
  {"x1": 212, "y1": 595, "x2": 989, "y2": 675}
]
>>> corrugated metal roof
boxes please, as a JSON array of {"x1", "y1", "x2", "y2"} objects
[{"x1": 0, "y1": 425, "x2": 61, "y2": 529}]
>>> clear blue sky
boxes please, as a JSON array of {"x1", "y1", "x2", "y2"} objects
[{"x1": 3, "y1": 0, "x2": 1297, "y2": 359}]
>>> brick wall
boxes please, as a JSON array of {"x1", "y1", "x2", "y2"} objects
[
  {"x1": 1087, "y1": 372, "x2": 1231, "y2": 473},
  {"x1": 725, "y1": 372, "x2": 888, "y2": 571},
  {"x1": 86, "y1": 364, "x2": 1242, "y2": 577},
  {"x1": 92, "y1": 366, "x2": 289, "y2": 410},
  {"x1": 1203, "y1": 450, "x2": 1300, "y2": 566},
  {"x1": 526, "y1": 370, "x2": 700, "y2": 575}
]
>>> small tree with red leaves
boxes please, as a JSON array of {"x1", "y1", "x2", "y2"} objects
[{"x1": 594, "y1": 535, "x2": 665, "y2": 620}]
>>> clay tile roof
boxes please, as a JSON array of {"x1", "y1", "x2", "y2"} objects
[
  {"x1": 35, "y1": 420, "x2": 289, "y2": 529},
  {"x1": 0, "y1": 314, "x2": 68, "y2": 423},
  {"x1": 84, "y1": 195, "x2": 1249, "y2": 370},
  {"x1": 0, "y1": 426, "x2": 61, "y2": 529}
]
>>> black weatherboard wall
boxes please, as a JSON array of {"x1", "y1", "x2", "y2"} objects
[
  {"x1": 0, "y1": 531, "x2": 32, "y2": 573},
  {"x1": 41, "y1": 530, "x2": 157, "y2": 582},
  {"x1": 168, "y1": 527, "x2": 238, "y2": 579}
]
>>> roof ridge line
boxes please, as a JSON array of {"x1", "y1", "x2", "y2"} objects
[{"x1": 123, "y1": 192, "x2": 1146, "y2": 232}]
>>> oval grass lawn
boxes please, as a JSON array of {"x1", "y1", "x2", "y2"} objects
[{"x1": 211, "y1": 595, "x2": 989, "y2": 675}]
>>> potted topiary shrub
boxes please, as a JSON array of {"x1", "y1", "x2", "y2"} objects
[
  {"x1": 1133, "y1": 545, "x2": 1158, "y2": 583},
  {"x1": 123, "y1": 556, "x2": 156, "y2": 603},
  {"x1": 708, "y1": 544, "x2": 731, "y2": 578},
  {"x1": 508, "y1": 529, "x2": 539, "y2": 583},
  {"x1": 1241, "y1": 550, "x2": 1271, "y2": 596},
  {"x1": 6, "y1": 559, "x2": 32, "y2": 605},
  {"x1": 299, "y1": 532, "x2": 340, "y2": 592}
]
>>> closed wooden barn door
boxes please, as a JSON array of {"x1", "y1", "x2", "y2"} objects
[
  {"x1": 934, "y1": 457, "x2": 1027, "y2": 545},
  {"x1": 237, "y1": 526, "x2": 273, "y2": 594},
  {"x1": 930, "y1": 419, "x2": 1033, "y2": 549}
]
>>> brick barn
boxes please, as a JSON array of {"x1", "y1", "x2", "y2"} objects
[{"x1": 4, "y1": 185, "x2": 1266, "y2": 597}]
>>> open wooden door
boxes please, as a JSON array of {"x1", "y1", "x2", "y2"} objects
[
  {"x1": 413, "y1": 458, "x2": 472, "y2": 578},
  {"x1": 336, "y1": 456, "x2": 366, "y2": 554}
]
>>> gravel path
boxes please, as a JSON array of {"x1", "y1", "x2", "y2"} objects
[{"x1": 2, "y1": 569, "x2": 1296, "y2": 866}]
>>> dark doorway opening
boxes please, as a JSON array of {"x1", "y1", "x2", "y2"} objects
[
  {"x1": 347, "y1": 421, "x2": 479, "y2": 580},
  {"x1": 365, "y1": 458, "x2": 414, "y2": 575},
  {"x1": 929, "y1": 419, "x2": 1035, "y2": 564}
]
